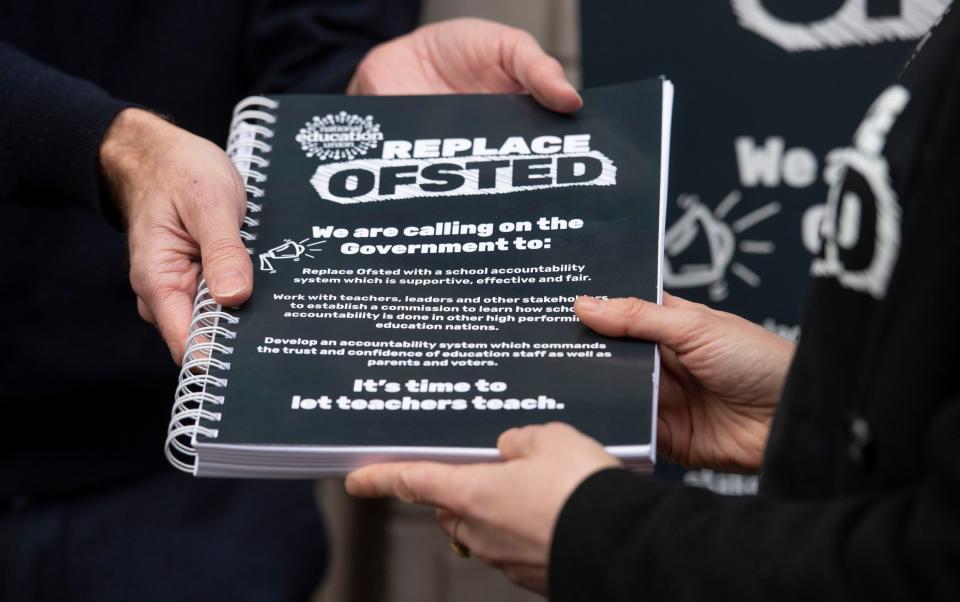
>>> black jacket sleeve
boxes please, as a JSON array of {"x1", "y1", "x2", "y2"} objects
[
  {"x1": 549, "y1": 398, "x2": 960, "y2": 601},
  {"x1": 243, "y1": 0, "x2": 421, "y2": 95},
  {"x1": 0, "y1": 41, "x2": 132, "y2": 215}
]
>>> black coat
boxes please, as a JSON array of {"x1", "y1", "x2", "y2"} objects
[{"x1": 551, "y1": 7, "x2": 960, "y2": 601}]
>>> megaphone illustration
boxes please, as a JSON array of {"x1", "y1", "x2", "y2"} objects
[
  {"x1": 663, "y1": 194, "x2": 736, "y2": 300},
  {"x1": 259, "y1": 239, "x2": 307, "y2": 273}
]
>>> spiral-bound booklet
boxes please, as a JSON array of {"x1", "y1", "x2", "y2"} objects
[{"x1": 167, "y1": 79, "x2": 673, "y2": 477}]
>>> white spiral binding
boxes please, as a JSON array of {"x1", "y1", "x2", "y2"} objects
[{"x1": 165, "y1": 96, "x2": 279, "y2": 474}]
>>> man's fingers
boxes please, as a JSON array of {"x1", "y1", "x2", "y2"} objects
[
  {"x1": 197, "y1": 229, "x2": 253, "y2": 307},
  {"x1": 147, "y1": 288, "x2": 196, "y2": 364},
  {"x1": 346, "y1": 462, "x2": 462, "y2": 508},
  {"x1": 137, "y1": 297, "x2": 156, "y2": 324},
  {"x1": 184, "y1": 179, "x2": 254, "y2": 307},
  {"x1": 503, "y1": 29, "x2": 582, "y2": 113},
  {"x1": 574, "y1": 296, "x2": 699, "y2": 350}
]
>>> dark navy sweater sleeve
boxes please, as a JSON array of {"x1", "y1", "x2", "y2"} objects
[
  {"x1": 0, "y1": 41, "x2": 132, "y2": 216},
  {"x1": 244, "y1": 0, "x2": 421, "y2": 95},
  {"x1": 0, "y1": 0, "x2": 420, "y2": 216}
]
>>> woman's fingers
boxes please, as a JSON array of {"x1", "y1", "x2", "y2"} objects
[
  {"x1": 575, "y1": 296, "x2": 701, "y2": 350},
  {"x1": 346, "y1": 461, "x2": 463, "y2": 508}
]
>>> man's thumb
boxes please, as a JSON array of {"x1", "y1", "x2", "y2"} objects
[{"x1": 202, "y1": 234, "x2": 253, "y2": 306}]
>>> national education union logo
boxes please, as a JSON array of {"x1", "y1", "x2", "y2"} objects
[{"x1": 296, "y1": 111, "x2": 383, "y2": 161}]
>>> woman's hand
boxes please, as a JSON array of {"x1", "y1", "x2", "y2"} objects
[
  {"x1": 348, "y1": 18, "x2": 582, "y2": 113},
  {"x1": 346, "y1": 423, "x2": 619, "y2": 595},
  {"x1": 347, "y1": 296, "x2": 794, "y2": 594},
  {"x1": 575, "y1": 294, "x2": 795, "y2": 472}
]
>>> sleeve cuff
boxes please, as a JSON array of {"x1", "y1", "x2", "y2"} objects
[
  {"x1": 548, "y1": 468, "x2": 675, "y2": 602},
  {"x1": 1, "y1": 41, "x2": 134, "y2": 219},
  {"x1": 27, "y1": 84, "x2": 133, "y2": 220}
]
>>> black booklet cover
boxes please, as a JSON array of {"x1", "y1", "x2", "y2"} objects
[{"x1": 167, "y1": 79, "x2": 673, "y2": 477}]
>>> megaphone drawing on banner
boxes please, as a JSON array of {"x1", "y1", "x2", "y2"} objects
[
  {"x1": 664, "y1": 192, "x2": 781, "y2": 301},
  {"x1": 258, "y1": 238, "x2": 326, "y2": 273},
  {"x1": 663, "y1": 194, "x2": 736, "y2": 301}
]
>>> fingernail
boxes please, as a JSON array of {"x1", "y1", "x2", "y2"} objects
[
  {"x1": 576, "y1": 295, "x2": 603, "y2": 311},
  {"x1": 212, "y1": 271, "x2": 248, "y2": 297}
]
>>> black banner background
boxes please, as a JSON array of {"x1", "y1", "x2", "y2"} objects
[{"x1": 581, "y1": 0, "x2": 949, "y2": 486}]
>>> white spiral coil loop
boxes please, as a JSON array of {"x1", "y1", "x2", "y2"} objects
[{"x1": 165, "y1": 95, "x2": 277, "y2": 474}]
